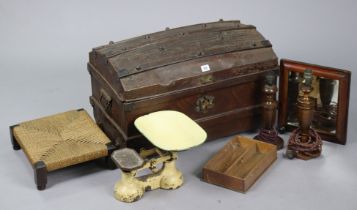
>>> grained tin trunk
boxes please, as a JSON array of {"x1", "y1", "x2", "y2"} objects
[{"x1": 88, "y1": 20, "x2": 279, "y2": 148}]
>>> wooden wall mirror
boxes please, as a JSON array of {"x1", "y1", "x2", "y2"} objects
[{"x1": 278, "y1": 59, "x2": 351, "y2": 144}]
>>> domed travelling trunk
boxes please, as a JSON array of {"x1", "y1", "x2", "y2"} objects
[{"x1": 88, "y1": 20, "x2": 278, "y2": 148}]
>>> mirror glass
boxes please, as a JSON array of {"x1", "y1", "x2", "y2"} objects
[{"x1": 286, "y1": 71, "x2": 339, "y2": 134}]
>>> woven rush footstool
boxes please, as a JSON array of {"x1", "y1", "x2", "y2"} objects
[{"x1": 10, "y1": 109, "x2": 115, "y2": 190}]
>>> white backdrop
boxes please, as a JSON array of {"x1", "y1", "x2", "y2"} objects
[{"x1": 0, "y1": 1, "x2": 356, "y2": 210}]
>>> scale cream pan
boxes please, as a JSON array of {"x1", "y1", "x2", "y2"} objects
[{"x1": 134, "y1": 110, "x2": 207, "y2": 151}]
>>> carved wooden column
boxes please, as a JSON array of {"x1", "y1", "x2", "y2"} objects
[
  {"x1": 254, "y1": 73, "x2": 284, "y2": 150},
  {"x1": 286, "y1": 69, "x2": 322, "y2": 160}
]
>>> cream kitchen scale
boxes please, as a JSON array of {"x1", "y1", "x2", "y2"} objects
[{"x1": 111, "y1": 110, "x2": 207, "y2": 202}]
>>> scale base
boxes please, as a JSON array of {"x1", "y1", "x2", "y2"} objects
[{"x1": 112, "y1": 148, "x2": 183, "y2": 203}]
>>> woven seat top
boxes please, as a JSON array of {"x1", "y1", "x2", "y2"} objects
[{"x1": 13, "y1": 109, "x2": 110, "y2": 171}]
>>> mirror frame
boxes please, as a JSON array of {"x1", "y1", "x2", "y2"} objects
[{"x1": 278, "y1": 59, "x2": 351, "y2": 145}]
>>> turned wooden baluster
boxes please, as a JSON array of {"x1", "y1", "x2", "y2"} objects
[
  {"x1": 286, "y1": 69, "x2": 322, "y2": 160},
  {"x1": 254, "y1": 72, "x2": 283, "y2": 150},
  {"x1": 263, "y1": 74, "x2": 277, "y2": 130},
  {"x1": 319, "y1": 77, "x2": 335, "y2": 110},
  {"x1": 297, "y1": 69, "x2": 314, "y2": 143}
]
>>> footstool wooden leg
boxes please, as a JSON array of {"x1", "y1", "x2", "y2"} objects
[
  {"x1": 10, "y1": 125, "x2": 21, "y2": 150},
  {"x1": 34, "y1": 161, "x2": 47, "y2": 190},
  {"x1": 105, "y1": 143, "x2": 118, "y2": 170}
]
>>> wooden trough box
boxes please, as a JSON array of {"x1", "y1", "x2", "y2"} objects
[{"x1": 202, "y1": 136, "x2": 277, "y2": 192}]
